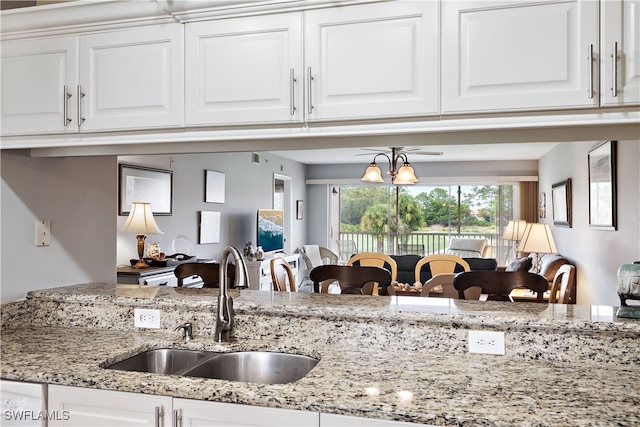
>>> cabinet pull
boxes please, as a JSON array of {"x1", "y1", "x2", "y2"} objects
[
  {"x1": 587, "y1": 44, "x2": 594, "y2": 99},
  {"x1": 77, "y1": 84, "x2": 86, "y2": 125},
  {"x1": 306, "y1": 66, "x2": 314, "y2": 115},
  {"x1": 611, "y1": 41, "x2": 618, "y2": 97},
  {"x1": 289, "y1": 68, "x2": 296, "y2": 116},
  {"x1": 63, "y1": 85, "x2": 72, "y2": 126},
  {"x1": 173, "y1": 409, "x2": 182, "y2": 427},
  {"x1": 155, "y1": 406, "x2": 164, "y2": 427}
]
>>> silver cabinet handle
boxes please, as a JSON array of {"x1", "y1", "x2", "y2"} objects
[
  {"x1": 63, "y1": 85, "x2": 72, "y2": 126},
  {"x1": 77, "y1": 84, "x2": 86, "y2": 125},
  {"x1": 306, "y1": 66, "x2": 314, "y2": 115},
  {"x1": 611, "y1": 41, "x2": 618, "y2": 97},
  {"x1": 587, "y1": 44, "x2": 594, "y2": 99},
  {"x1": 289, "y1": 68, "x2": 296, "y2": 116},
  {"x1": 173, "y1": 409, "x2": 181, "y2": 427},
  {"x1": 155, "y1": 406, "x2": 164, "y2": 427}
]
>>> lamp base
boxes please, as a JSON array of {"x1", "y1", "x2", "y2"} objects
[{"x1": 132, "y1": 258, "x2": 150, "y2": 269}]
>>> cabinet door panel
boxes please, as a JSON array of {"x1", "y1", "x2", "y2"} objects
[
  {"x1": 175, "y1": 398, "x2": 319, "y2": 426},
  {"x1": 185, "y1": 13, "x2": 303, "y2": 125},
  {"x1": 305, "y1": 1, "x2": 439, "y2": 120},
  {"x1": 48, "y1": 385, "x2": 171, "y2": 427},
  {"x1": 79, "y1": 23, "x2": 183, "y2": 131},
  {"x1": 601, "y1": 0, "x2": 640, "y2": 106},
  {"x1": 1, "y1": 36, "x2": 77, "y2": 135},
  {"x1": 442, "y1": 0, "x2": 599, "y2": 113}
]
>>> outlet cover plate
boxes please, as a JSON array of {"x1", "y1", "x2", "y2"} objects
[
  {"x1": 468, "y1": 330, "x2": 505, "y2": 355},
  {"x1": 134, "y1": 308, "x2": 161, "y2": 329}
]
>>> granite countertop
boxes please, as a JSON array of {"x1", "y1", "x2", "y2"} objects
[{"x1": 2, "y1": 283, "x2": 640, "y2": 426}]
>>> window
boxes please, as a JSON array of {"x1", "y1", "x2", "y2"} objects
[{"x1": 336, "y1": 183, "x2": 518, "y2": 262}]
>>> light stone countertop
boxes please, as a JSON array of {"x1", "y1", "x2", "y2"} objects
[{"x1": 2, "y1": 283, "x2": 640, "y2": 426}]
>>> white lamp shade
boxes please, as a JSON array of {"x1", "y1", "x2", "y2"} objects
[
  {"x1": 502, "y1": 220, "x2": 527, "y2": 241},
  {"x1": 121, "y1": 202, "x2": 163, "y2": 235},
  {"x1": 361, "y1": 163, "x2": 384, "y2": 183},
  {"x1": 517, "y1": 223, "x2": 557, "y2": 254},
  {"x1": 393, "y1": 163, "x2": 418, "y2": 185}
]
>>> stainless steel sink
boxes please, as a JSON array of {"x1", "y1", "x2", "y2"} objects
[
  {"x1": 182, "y1": 351, "x2": 319, "y2": 384},
  {"x1": 105, "y1": 349, "x2": 319, "y2": 384},
  {"x1": 105, "y1": 348, "x2": 212, "y2": 375}
]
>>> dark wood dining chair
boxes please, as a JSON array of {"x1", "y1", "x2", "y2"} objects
[
  {"x1": 310, "y1": 265, "x2": 392, "y2": 295},
  {"x1": 453, "y1": 270, "x2": 549, "y2": 302},
  {"x1": 270, "y1": 257, "x2": 297, "y2": 292},
  {"x1": 173, "y1": 262, "x2": 235, "y2": 288}
]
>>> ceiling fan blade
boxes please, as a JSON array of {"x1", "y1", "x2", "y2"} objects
[{"x1": 411, "y1": 151, "x2": 444, "y2": 156}]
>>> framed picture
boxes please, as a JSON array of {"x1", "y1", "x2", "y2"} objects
[
  {"x1": 296, "y1": 200, "x2": 303, "y2": 220},
  {"x1": 205, "y1": 170, "x2": 225, "y2": 203},
  {"x1": 199, "y1": 211, "x2": 221, "y2": 244},
  {"x1": 539, "y1": 192, "x2": 546, "y2": 219},
  {"x1": 551, "y1": 178, "x2": 572, "y2": 227},
  {"x1": 119, "y1": 164, "x2": 172, "y2": 216},
  {"x1": 588, "y1": 140, "x2": 617, "y2": 230}
]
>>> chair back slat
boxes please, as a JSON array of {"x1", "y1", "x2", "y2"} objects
[
  {"x1": 310, "y1": 265, "x2": 392, "y2": 295},
  {"x1": 453, "y1": 270, "x2": 549, "y2": 302}
]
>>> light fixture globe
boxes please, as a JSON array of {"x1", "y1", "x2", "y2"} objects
[
  {"x1": 361, "y1": 163, "x2": 384, "y2": 183},
  {"x1": 393, "y1": 162, "x2": 418, "y2": 185}
]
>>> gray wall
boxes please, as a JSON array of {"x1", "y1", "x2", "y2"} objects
[
  {"x1": 538, "y1": 140, "x2": 640, "y2": 306},
  {"x1": 1, "y1": 151, "x2": 117, "y2": 303},
  {"x1": 117, "y1": 152, "x2": 307, "y2": 266}
]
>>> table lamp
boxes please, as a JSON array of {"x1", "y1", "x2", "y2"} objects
[
  {"x1": 517, "y1": 223, "x2": 557, "y2": 274},
  {"x1": 502, "y1": 220, "x2": 527, "y2": 262},
  {"x1": 121, "y1": 202, "x2": 163, "y2": 269}
]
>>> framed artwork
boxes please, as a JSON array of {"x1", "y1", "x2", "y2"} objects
[
  {"x1": 119, "y1": 164, "x2": 172, "y2": 216},
  {"x1": 551, "y1": 178, "x2": 572, "y2": 227},
  {"x1": 588, "y1": 141, "x2": 617, "y2": 230},
  {"x1": 539, "y1": 192, "x2": 546, "y2": 219},
  {"x1": 199, "y1": 211, "x2": 221, "y2": 244},
  {"x1": 205, "y1": 170, "x2": 225, "y2": 203},
  {"x1": 296, "y1": 200, "x2": 303, "y2": 220}
]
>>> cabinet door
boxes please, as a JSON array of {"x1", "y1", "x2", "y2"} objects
[
  {"x1": 442, "y1": 0, "x2": 599, "y2": 113},
  {"x1": 304, "y1": 1, "x2": 439, "y2": 121},
  {"x1": 48, "y1": 385, "x2": 172, "y2": 427},
  {"x1": 185, "y1": 13, "x2": 303, "y2": 125},
  {"x1": 175, "y1": 398, "x2": 319, "y2": 426},
  {"x1": 78, "y1": 23, "x2": 184, "y2": 132},
  {"x1": 1, "y1": 36, "x2": 77, "y2": 135},
  {"x1": 601, "y1": 0, "x2": 640, "y2": 106}
]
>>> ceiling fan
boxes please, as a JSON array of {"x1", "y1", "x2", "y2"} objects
[{"x1": 356, "y1": 146, "x2": 444, "y2": 157}]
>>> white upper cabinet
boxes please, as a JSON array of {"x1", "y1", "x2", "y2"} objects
[
  {"x1": 78, "y1": 23, "x2": 184, "y2": 132},
  {"x1": 601, "y1": 0, "x2": 640, "y2": 106},
  {"x1": 1, "y1": 23, "x2": 183, "y2": 136},
  {"x1": 1, "y1": 36, "x2": 78, "y2": 135},
  {"x1": 185, "y1": 13, "x2": 303, "y2": 125},
  {"x1": 442, "y1": 0, "x2": 599, "y2": 113},
  {"x1": 304, "y1": 1, "x2": 440, "y2": 121}
]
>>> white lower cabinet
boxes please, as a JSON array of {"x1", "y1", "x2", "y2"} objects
[
  {"x1": 174, "y1": 398, "x2": 318, "y2": 426},
  {"x1": 48, "y1": 385, "x2": 172, "y2": 427}
]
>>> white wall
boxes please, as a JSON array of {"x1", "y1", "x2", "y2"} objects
[
  {"x1": 1, "y1": 151, "x2": 117, "y2": 303},
  {"x1": 117, "y1": 151, "x2": 307, "y2": 266},
  {"x1": 538, "y1": 140, "x2": 640, "y2": 306}
]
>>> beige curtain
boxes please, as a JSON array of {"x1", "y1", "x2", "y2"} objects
[{"x1": 519, "y1": 182, "x2": 539, "y2": 223}]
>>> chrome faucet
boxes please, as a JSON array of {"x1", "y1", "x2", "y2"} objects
[{"x1": 214, "y1": 246, "x2": 249, "y2": 342}]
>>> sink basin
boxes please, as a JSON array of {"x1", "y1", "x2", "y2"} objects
[
  {"x1": 182, "y1": 351, "x2": 319, "y2": 384},
  {"x1": 105, "y1": 348, "x2": 212, "y2": 375},
  {"x1": 105, "y1": 349, "x2": 319, "y2": 384}
]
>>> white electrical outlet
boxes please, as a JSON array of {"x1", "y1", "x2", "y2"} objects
[
  {"x1": 134, "y1": 309, "x2": 161, "y2": 329},
  {"x1": 468, "y1": 330, "x2": 505, "y2": 355}
]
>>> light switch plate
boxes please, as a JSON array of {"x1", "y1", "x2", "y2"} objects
[{"x1": 35, "y1": 220, "x2": 50, "y2": 246}]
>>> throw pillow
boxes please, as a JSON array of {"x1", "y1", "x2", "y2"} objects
[{"x1": 505, "y1": 257, "x2": 533, "y2": 272}]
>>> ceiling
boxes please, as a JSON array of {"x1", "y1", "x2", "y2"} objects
[{"x1": 269, "y1": 142, "x2": 560, "y2": 165}]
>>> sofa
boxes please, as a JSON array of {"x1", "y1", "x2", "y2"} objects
[{"x1": 389, "y1": 254, "x2": 498, "y2": 285}]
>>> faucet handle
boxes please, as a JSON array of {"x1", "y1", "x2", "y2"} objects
[{"x1": 174, "y1": 322, "x2": 193, "y2": 341}]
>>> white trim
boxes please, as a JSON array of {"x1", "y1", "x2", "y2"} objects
[{"x1": 306, "y1": 176, "x2": 538, "y2": 185}]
